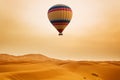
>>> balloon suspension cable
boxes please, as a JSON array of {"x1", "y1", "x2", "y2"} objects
[{"x1": 58, "y1": 33, "x2": 63, "y2": 36}]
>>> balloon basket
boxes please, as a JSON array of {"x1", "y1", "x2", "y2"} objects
[{"x1": 58, "y1": 33, "x2": 63, "y2": 36}]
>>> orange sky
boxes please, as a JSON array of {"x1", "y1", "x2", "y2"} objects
[{"x1": 0, "y1": 0, "x2": 120, "y2": 60}]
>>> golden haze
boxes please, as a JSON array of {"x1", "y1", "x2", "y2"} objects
[{"x1": 0, "y1": 0, "x2": 120, "y2": 60}]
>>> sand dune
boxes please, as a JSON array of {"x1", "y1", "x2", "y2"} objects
[{"x1": 0, "y1": 54, "x2": 120, "y2": 80}]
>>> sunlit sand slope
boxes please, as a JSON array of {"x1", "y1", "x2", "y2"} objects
[{"x1": 0, "y1": 54, "x2": 120, "y2": 80}]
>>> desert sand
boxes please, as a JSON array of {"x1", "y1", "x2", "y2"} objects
[{"x1": 0, "y1": 54, "x2": 120, "y2": 80}]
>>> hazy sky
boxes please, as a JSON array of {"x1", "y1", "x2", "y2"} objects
[{"x1": 0, "y1": 0, "x2": 120, "y2": 60}]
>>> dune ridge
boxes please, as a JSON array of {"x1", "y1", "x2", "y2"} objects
[{"x1": 0, "y1": 54, "x2": 120, "y2": 80}]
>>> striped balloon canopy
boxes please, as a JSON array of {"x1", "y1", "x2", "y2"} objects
[{"x1": 48, "y1": 4, "x2": 72, "y2": 36}]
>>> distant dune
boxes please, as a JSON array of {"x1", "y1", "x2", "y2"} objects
[{"x1": 0, "y1": 54, "x2": 120, "y2": 80}]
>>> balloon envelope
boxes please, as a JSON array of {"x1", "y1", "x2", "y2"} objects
[{"x1": 48, "y1": 4, "x2": 72, "y2": 35}]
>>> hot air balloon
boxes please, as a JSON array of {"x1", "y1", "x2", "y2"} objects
[{"x1": 48, "y1": 4, "x2": 72, "y2": 36}]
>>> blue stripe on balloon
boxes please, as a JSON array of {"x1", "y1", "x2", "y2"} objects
[
  {"x1": 49, "y1": 6, "x2": 70, "y2": 10},
  {"x1": 50, "y1": 20, "x2": 70, "y2": 23}
]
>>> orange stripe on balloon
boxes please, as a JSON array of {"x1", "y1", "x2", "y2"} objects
[{"x1": 48, "y1": 8, "x2": 72, "y2": 13}]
